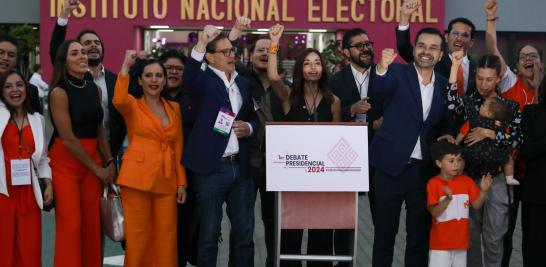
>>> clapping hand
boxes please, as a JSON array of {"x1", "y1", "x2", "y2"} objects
[{"x1": 480, "y1": 173, "x2": 493, "y2": 191}]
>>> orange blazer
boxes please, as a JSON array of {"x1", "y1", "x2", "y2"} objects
[{"x1": 113, "y1": 74, "x2": 186, "y2": 194}]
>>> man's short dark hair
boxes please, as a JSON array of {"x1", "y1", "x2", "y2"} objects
[
  {"x1": 159, "y1": 49, "x2": 187, "y2": 65},
  {"x1": 447, "y1": 17, "x2": 476, "y2": 39},
  {"x1": 205, "y1": 33, "x2": 229, "y2": 54},
  {"x1": 342, "y1": 28, "x2": 369, "y2": 49},
  {"x1": 0, "y1": 33, "x2": 19, "y2": 57},
  {"x1": 32, "y1": 64, "x2": 41, "y2": 73},
  {"x1": 414, "y1": 27, "x2": 444, "y2": 51},
  {"x1": 430, "y1": 140, "x2": 461, "y2": 162}
]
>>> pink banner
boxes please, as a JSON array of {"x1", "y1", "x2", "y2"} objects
[{"x1": 40, "y1": 0, "x2": 444, "y2": 80}]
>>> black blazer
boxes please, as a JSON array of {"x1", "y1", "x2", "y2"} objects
[
  {"x1": 49, "y1": 20, "x2": 124, "y2": 156},
  {"x1": 395, "y1": 26, "x2": 476, "y2": 96},
  {"x1": 329, "y1": 64, "x2": 384, "y2": 141},
  {"x1": 520, "y1": 104, "x2": 546, "y2": 205}
]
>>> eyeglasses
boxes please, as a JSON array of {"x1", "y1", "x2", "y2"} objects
[
  {"x1": 449, "y1": 30, "x2": 471, "y2": 39},
  {"x1": 349, "y1": 42, "x2": 374, "y2": 50},
  {"x1": 213, "y1": 47, "x2": 237, "y2": 57},
  {"x1": 518, "y1": 52, "x2": 540, "y2": 61},
  {"x1": 164, "y1": 65, "x2": 184, "y2": 72}
]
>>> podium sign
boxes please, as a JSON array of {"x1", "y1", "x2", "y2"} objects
[{"x1": 266, "y1": 123, "x2": 369, "y2": 192}]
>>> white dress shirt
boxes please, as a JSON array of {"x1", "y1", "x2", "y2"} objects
[
  {"x1": 29, "y1": 73, "x2": 48, "y2": 98},
  {"x1": 190, "y1": 49, "x2": 253, "y2": 157},
  {"x1": 350, "y1": 64, "x2": 371, "y2": 99},
  {"x1": 410, "y1": 64, "x2": 435, "y2": 160}
]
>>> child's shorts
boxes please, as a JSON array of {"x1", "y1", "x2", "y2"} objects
[{"x1": 429, "y1": 249, "x2": 467, "y2": 267}]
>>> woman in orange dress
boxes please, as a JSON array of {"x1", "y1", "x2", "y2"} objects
[
  {"x1": 113, "y1": 50, "x2": 187, "y2": 267},
  {"x1": 0, "y1": 70, "x2": 53, "y2": 267}
]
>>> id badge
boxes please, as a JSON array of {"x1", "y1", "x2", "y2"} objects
[
  {"x1": 11, "y1": 159, "x2": 31, "y2": 186},
  {"x1": 213, "y1": 107, "x2": 236, "y2": 136}
]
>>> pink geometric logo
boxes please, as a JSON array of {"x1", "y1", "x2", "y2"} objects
[{"x1": 327, "y1": 138, "x2": 359, "y2": 172}]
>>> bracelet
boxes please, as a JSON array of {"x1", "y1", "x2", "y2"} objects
[
  {"x1": 268, "y1": 44, "x2": 279, "y2": 54},
  {"x1": 486, "y1": 16, "x2": 499, "y2": 22},
  {"x1": 104, "y1": 158, "x2": 116, "y2": 167}
]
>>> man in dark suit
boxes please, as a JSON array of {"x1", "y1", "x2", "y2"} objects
[
  {"x1": 0, "y1": 34, "x2": 42, "y2": 114},
  {"x1": 183, "y1": 25, "x2": 258, "y2": 267},
  {"x1": 396, "y1": 0, "x2": 477, "y2": 97},
  {"x1": 370, "y1": 28, "x2": 455, "y2": 267},
  {"x1": 329, "y1": 28, "x2": 384, "y2": 266},
  {"x1": 49, "y1": 0, "x2": 123, "y2": 157}
]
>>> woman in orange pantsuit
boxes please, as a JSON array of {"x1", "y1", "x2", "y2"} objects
[
  {"x1": 114, "y1": 50, "x2": 187, "y2": 267},
  {"x1": 49, "y1": 40, "x2": 116, "y2": 267},
  {"x1": 0, "y1": 70, "x2": 53, "y2": 267}
]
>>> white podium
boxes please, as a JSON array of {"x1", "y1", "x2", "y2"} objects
[{"x1": 265, "y1": 122, "x2": 369, "y2": 267}]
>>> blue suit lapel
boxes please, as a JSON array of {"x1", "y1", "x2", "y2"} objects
[
  {"x1": 406, "y1": 65, "x2": 424, "y2": 122},
  {"x1": 425, "y1": 75, "x2": 444, "y2": 124},
  {"x1": 205, "y1": 68, "x2": 231, "y2": 108}
]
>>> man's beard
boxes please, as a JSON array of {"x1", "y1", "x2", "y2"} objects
[
  {"x1": 350, "y1": 50, "x2": 374, "y2": 69},
  {"x1": 88, "y1": 57, "x2": 101, "y2": 67}
]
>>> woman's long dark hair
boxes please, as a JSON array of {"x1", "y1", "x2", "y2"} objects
[
  {"x1": 50, "y1": 40, "x2": 82, "y2": 92},
  {"x1": 290, "y1": 48, "x2": 333, "y2": 108},
  {"x1": 0, "y1": 70, "x2": 35, "y2": 115}
]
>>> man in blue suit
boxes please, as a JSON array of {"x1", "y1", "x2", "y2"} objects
[
  {"x1": 369, "y1": 28, "x2": 455, "y2": 267},
  {"x1": 183, "y1": 25, "x2": 258, "y2": 267}
]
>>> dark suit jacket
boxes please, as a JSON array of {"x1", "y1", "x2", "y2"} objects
[
  {"x1": 395, "y1": 26, "x2": 476, "y2": 96},
  {"x1": 330, "y1": 64, "x2": 384, "y2": 141},
  {"x1": 49, "y1": 20, "x2": 124, "y2": 156},
  {"x1": 520, "y1": 104, "x2": 546, "y2": 205},
  {"x1": 27, "y1": 83, "x2": 43, "y2": 114},
  {"x1": 182, "y1": 56, "x2": 258, "y2": 179},
  {"x1": 369, "y1": 63, "x2": 454, "y2": 177}
]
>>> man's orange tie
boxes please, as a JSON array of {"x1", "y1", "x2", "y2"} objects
[{"x1": 457, "y1": 64, "x2": 464, "y2": 96}]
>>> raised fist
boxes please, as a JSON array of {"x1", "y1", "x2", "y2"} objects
[
  {"x1": 123, "y1": 50, "x2": 137, "y2": 68},
  {"x1": 484, "y1": 0, "x2": 498, "y2": 18},
  {"x1": 451, "y1": 50, "x2": 464, "y2": 67},
  {"x1": 401, "y1": 0, "x2": 421, "y2": 17},
  {"x1": 201, "y1": 25, "x2": 222, "y2": 44},
  {"x1": 269, "y1": 24, "x2": 284, "y2": 44},
  {"x1": 378, "y1": 48, "x2": 398, "y2": 73},
  {"x1": 234, "y1": 17, "x2": 251, "y2": 31}
]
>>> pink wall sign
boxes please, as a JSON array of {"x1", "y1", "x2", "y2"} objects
[{"x1": 40, "y1": 0, "x2": 445, "y2": 80}]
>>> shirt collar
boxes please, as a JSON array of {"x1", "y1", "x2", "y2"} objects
[
  {"x1": 208, "y1": 65, "x2": 238, "y2": 85},
  {"x1": 413, "y1": 63, "x2": 435, "y2": 87},
  {"x1": 88, "y1": 64, "x2": 106, "y2": 79},
  {"x1": 350, "y1": 63, "x2": 371, "y2": 79}
]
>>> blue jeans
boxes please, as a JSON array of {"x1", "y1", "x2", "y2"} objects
[{"x1": 194, "y1": 161, "x2": 255, "y2": 267}]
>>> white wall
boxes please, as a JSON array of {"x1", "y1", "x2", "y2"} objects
[{"x1": 445, "y1": 0, "x2": 546, "y2": 32}]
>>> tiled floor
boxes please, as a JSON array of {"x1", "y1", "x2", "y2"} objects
[{"x1": 41, "y1": 194, "x2": 522, "y2": 266}]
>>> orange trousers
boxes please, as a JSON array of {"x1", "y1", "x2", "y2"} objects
[
  {"x1": 0, "y1": 185, "x2": 41, "y2": 267},
  {"x1": 50, "y1": 138, "x2": 102, "y2": 267},
  {"x1": 121, "y1": 186, "x2": 178, "y2": 267}
]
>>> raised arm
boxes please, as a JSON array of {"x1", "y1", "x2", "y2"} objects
[
  {"x1": 484, "y1": 0, "x2": 508, "y2": 76},
  {"x1": 446, "y1": 50, "x2": 466, "y2": 116},
  {"x1": 267, "y1": 24, "x2": 292, "y2": 113},
  {"x1": 396, "y1": 0, "x2": 421, "y2": 63},
  {"x1": 112, "y1": 50, "x2": 137, "y2": 115},
  {"x1": 228, "y1": 16, "x2": 251, "y2": 43},
  {"x1": 50, "y1": 0, "x2": 78, "y2": 63},
  {"x1": 183, "y1": 25, "x2": 221, "y2": 96}
]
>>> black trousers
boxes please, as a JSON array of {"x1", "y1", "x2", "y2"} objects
[
  {"x1": 372, "y1": 161, "x2": 430, "y2": 267},
  {"x1": 521, "y1": 202, "x2": 546, "y2": 267},
  {"x1": 252, "y1": 166, "x2": 276, "y2": 267},
  {"x1": 281, "y1": 229, "x2": 333, "y2": 267},
  {"x1": 177, "y1": 172, "x2": 199, "y2": 266}
]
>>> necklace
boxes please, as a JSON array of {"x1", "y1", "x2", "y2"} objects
[{"x1": 67, "y1": 78, "x2": 87, "y2": 89}]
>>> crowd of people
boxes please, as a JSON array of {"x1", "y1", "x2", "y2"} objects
[{"x1": 0, "y1": 0, "x2": 545, "y2": 266}]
